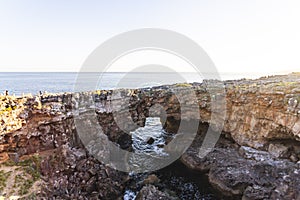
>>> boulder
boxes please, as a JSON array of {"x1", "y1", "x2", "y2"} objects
[
  {"x1": 268, "y1": 143, "x2": 289, "y2": 158},
  {"x1": 146, "y1": 137, "x2": 155, "y2": 145}
]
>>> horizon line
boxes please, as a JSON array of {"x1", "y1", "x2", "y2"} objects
[{"x1": 0, "y1": 71, "x2": 298, "y2": 74}]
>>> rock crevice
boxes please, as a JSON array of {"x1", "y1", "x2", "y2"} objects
[{"x1": 0, "y1": 73, "x2": 299, "y2": 198}]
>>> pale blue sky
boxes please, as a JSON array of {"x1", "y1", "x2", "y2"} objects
[{"x1": 0, "y1": 0, "x2": 299, "y2": 73}]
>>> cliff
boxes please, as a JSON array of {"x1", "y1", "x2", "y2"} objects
[{"x1": 0, "y1": 73, "x2": 300, "y2": 199}]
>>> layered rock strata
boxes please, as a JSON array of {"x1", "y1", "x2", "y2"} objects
[{"x1": 0, "y1": 73, "x2": 299, "y2": 199}]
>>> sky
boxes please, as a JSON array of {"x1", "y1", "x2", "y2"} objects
[{"x1": 0, "y1": 0, "x2": 299, "y2": 73}]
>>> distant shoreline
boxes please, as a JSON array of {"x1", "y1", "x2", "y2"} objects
[
  {"x1": 0, "y1": 72, "x2": 299, "y2": 97},
  {"x1": 1, "y1": 72, "x2": 299, "y2": 98}
]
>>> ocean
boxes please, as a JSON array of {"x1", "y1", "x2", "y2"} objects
[{"x1": 0, "y1": 72, "x2": 272, "y2": 96}]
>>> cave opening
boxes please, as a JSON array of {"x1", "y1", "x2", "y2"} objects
[{"x1": 123, "y1": 117, "x2": 221, "y2": 200}]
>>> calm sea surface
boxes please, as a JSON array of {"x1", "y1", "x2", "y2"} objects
[{"x1": 0, "y1": 72, "x2": 270, "y2": 96}]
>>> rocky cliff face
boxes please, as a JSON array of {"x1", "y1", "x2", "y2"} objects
[
  {"x1": 0, "y1": 73, "x2": 300, "y2": 199},
  {"x1": 224, "y1": 75, "x2": 300, "y2": 149}
]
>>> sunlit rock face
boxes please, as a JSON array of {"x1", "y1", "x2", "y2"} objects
[
  {"x1": 0, "y1": 73, "x2": 299, "y2": 198},
  {"x1": 1, "y1": 74, "x2": 300, "y2": 152}
]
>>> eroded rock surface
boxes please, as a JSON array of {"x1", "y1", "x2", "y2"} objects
[
  {"x1": 0, "y1": 73, "x2": 299, "y2": 199},
  {"x1": 181, "y1": 125, "x2": 300, "y2": 199}
]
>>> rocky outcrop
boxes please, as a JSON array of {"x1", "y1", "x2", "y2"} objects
[
  {"x1": 0, "y1": 96, "x2": 129, "y2": 199},
  {"x1": 223, "y1": 74, "x2": 300, "y2": 149},
  {"x1": 181, "y1": 124, "x2": 300, "y2": 199},
  {"x1": 0, "y1": 73, "x2": 299, "y2": 198},
  {"x1": 2, "y1": 74, "x2": 300, "y2": 149},
  {"x1": 38, "y1": 145, "x2": 128, "y2": 199}
]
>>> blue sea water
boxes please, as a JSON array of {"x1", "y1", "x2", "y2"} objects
[{"x1": 0, "y1": 72, "x2": 268, "y2": 96}]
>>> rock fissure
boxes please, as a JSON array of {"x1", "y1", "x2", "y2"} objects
[{"x1": 0, "y1": 73, "x2": 300, "y2": 199}]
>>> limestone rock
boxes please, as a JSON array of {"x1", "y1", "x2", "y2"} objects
[{"x1": 0, "y1": 73, "x2": 300, "y2": 198}]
